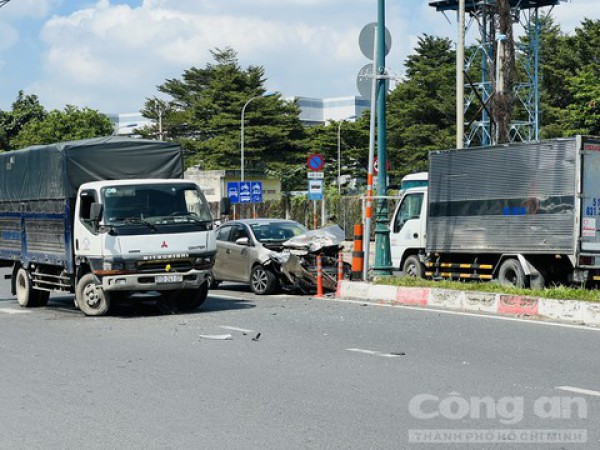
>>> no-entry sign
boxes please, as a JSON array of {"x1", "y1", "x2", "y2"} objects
[{"x1": 307, "y1": 154, "x2": 325, "y2": 171}]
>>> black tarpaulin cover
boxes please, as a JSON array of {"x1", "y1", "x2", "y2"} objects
[{"x1": 0, "y1": 136, "x2": 184, "y2": 202}]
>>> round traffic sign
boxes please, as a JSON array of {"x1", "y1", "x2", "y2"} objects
[{"x1": 307, "y1": 154, "x2": 325, "y2": 171}]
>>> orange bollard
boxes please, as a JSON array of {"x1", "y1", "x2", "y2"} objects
[
  {"x1": 315, "y1": 254, "x2": 324, "y2": 297},
  {"x1": 351, "y1": 224, "x2": 364, "y2": 280},
  {"x1": 337, "y1": 251, "x2": 344, "y2": 282}
]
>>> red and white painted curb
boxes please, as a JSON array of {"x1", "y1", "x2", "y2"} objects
[{"x1": 336, "y1": 281, "x2": 600, "y2": 327}]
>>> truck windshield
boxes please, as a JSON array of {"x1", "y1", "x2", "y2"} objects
[{"x1": 102, "y1": 183, "x2": 212, "y2": 228}]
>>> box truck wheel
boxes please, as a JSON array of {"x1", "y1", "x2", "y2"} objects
[
  {"x1": 403, "y1": 255, "x2": 424, "y2": 278},
  {"x1": 15, "y1": 268, "x2": 49, "y2": 307},
  {"x1": 76, "y1": 274, "x2": 110, "y2": 316},
  {"x1": 498, "y1": 258, "x2": 526, "y2": 288}
]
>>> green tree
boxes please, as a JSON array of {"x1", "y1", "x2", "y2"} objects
[
  {"x1": 386, "y1": 35, "x2": 456, "y2": 180},
  {"x1": 11, "y1": 105, "x2": 114, "y2": 149},
  {"x1": 0, "y1": 91, "x2": 47, "y2": 150},
  {"x1": 142, "y1": 48, "x2": 307, "y2": 191}
]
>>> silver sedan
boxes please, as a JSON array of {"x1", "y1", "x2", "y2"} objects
[{"x1": 210, "y1": 219, "x2": 308, "y2": 295}]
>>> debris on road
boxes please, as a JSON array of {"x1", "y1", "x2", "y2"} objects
[
  {"x1": 199, "y1": 334, "x2": 233, "y2": 341},
  {"x1": 252, "y1": 332, "x2": 262, "y2": 341}
]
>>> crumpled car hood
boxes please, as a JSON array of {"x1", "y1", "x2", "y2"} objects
[
  {"x1": 266, "y1": 225, "x2": 347, "y2": 293},
  {"x1": 281, "y1": 225, "x2": 345, "y2": 253}
]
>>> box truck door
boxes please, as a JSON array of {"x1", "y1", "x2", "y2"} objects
[{"x1": 581, "y1": 145, "x2": 600, "y2": 251}]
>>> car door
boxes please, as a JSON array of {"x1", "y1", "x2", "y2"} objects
[
  {"x1": 216, "y1": 224, "x2": 252, "y2": 282},
  {"x1": 390, "y1": 191, "x2": 426, "y2": 269},
  {"x1": 213, "y1": 225, "x2": 233, "y2": 280}
]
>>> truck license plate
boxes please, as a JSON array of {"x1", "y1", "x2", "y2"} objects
[{"x1": 156, "y1": 274, "x2": 183, "y2": 284}]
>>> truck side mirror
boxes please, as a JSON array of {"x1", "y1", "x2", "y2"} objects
[
  {"x1": 220, "y1": 197, "x2": 231, "y2": 216},
  {"x1": 90, "y1": 202, "x2": 103, "y2": 222}
]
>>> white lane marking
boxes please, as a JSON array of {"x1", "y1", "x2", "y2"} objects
[
  {"x1": 347, "y1": 348, "x2": 402, "y2": 358},
  {"x1": 323, "y1": 297, "x2": 600, "y2": 333},
  {"x1": 220, "y1": 325, "x2": 255, "y2": 334},
  {"x1": 0, "y1": 308, "x2": 30, "y2": 315},
  {"x1": 556, "y1": 386, "x2": 600, "y2": 397}
]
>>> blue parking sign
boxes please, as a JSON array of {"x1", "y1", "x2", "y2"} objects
[
  {"x1": 239, "y1": 182, "x2": 252, "y2": 203},
  {"x1": 227, "y1": 182, "x2": 240, "y2": 203},
  {"x1": 251, "y1": 181, "x2": 263, "y2": 203}
]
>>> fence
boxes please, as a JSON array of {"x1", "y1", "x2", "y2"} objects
[{"x1": 210, "y1": 196, "x2": 399, "y2": 240}]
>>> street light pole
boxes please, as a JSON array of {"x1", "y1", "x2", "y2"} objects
[
  {"x1": 240, "y1": 92, "x2": 276, "y2": 184},
  {"x1": 336, "y1": 115, "x2": 357, "y2": 194}
]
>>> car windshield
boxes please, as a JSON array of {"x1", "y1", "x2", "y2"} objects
[
  {"x1": 250, "y1": 222, "x2": 307, "y2": 243},
  {"x1": 103, "y1": 183, "x2": 212, "y2": 226}
]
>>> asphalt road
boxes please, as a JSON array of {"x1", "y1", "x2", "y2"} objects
[{"x1": 1, "y1": 269, "x2": 599, "y2": 449}]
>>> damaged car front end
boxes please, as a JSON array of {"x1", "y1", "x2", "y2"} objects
[{"x1": 264, "y1": 225, "x2": 350, "y2": 294}]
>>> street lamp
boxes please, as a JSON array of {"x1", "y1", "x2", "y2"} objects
[
  {"x1": 337, "y1": 115, "x2": 357, "y2": 193},
  {"x1": 240, "y1": 92, "x2": 276, "y2": 184}
]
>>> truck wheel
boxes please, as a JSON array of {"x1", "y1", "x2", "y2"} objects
[
  {"x1": 403, "y1": 256, "x2": 424, "y2": 278},
  {"x1": 15, "y1": 268, "x2": 48, "y2": 307},
  {"x1": 250, "y1": 265, "x2": 278, "y2": 295},
  {"x1": 76, "y1": 273, "x2": 111, "y2": 316},
  {"x1": 177, "y1": 282, "x2": 209, "y2": 311},
  {"x1": 498, "y1": 259, "x2": 526, "y2": 288}
]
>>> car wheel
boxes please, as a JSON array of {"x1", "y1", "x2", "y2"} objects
[
  {"x1": 403, "y1": 255, "x2": 424, "y2": 278},
  {"x1": 207, "y1": 271, "x2": 220, "y2": 289},
  {"x1": 250, "y1": 265, "x2": 279, "y2": 295},
  {"x1": 76, "y1": 273, "x2": 111, "y2": 316}
]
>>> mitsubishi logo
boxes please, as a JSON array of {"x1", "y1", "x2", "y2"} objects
[{"x1": 161, "y1": 241, "x2": 168, "y2": 248}]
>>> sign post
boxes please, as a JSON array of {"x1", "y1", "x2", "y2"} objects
[{"x1": 307, "y1": 154, "x2": 325, "y2": 229}]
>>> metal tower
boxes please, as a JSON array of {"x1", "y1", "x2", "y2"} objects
[{"x1": 429, "y1": 0, "x2": 563, "y2": 146}]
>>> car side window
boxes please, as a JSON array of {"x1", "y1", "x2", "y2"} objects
[
  {"x1": 216, "y1": 225, "x2": 232, "y2": 241},
  {"x1": 393, "y1": 193, "x2": 424, "y2": 233},
  {"x1": 231, "y1": 225, "x2": 249, "y2": 243}
]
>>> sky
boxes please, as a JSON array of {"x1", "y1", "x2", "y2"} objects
[{"x1": 0, "y1": 0, "x2": 598, "y2": 115}]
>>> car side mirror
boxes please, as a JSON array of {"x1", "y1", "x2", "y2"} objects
[
  {"x1": 90, "y1": 203, "x2": 103, "y2": 222},
  {"x1": 235, "y1": 237, "x2": 250, "y2": 246},
  {"x1": 220, "y1": 197, "x2": 231, "y2": 216}
]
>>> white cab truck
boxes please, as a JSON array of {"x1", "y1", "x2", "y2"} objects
[
  {"x1": 0, "y1": 137, "x2": 216, "y2": 315},
  {"x1": 390, "y1": 136, "x2": 600, "y2": 288}
]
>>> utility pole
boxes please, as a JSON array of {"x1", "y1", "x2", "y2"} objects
[
  {"x1": 493, "y1": 0, "x2": 516, "y2": 144},
  {"x1": 372, "y1": 0, "x2": 393, "y2": 276},
  {"x1": 456, "y1": 0, "x2": 465, "y2": 149}
]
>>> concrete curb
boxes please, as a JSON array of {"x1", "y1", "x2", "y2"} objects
[{"x1": 336, "y1": 281, "x2": 600, "y2": 327}]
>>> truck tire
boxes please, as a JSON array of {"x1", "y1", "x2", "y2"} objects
[
  {"x1": 15, "y1": 268, "x2": 49, "y2": 307},
  {"x1": 250, "y1": 265, "x2": 279, "y2": 295},
  {"x1": 403, "y1": 255, "x2": 424, "y2": 278},
  {"x1": 176, "y1": 282, "x2": 209, "y2": 311},
  {"x1": 498, "y1": 258, "x2": 526, "y2": 288},
  {"x1": 76, "y1": 273, "x2": 111, "y2": 316}
]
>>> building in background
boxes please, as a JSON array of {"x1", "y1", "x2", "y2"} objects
[{"x1": 108, "y1": 95, "x2": 368, "y2": 134}]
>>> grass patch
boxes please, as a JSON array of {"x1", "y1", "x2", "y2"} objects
[{"x1": 372, "y1": 276, "x2": 600, "y2": 303}]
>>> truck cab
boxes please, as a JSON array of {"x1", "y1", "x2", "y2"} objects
[{"x1": 390, "y1": 186, "x2": 427, "y2": 273}]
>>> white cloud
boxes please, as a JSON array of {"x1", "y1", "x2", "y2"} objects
[{"x1": 17, "y1": 0, "x2": 600, "y2": 113}]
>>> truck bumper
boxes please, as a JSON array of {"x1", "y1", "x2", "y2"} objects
[{"x1": 101, "y1": 269, "x2": 209, "y2": 292}]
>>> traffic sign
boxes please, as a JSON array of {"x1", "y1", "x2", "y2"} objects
[
  {"x1": 307, "y1": 154, "x2": 325, "y2": 171},
  {"x1": 239, "y1": 181, "x2": 251, "y2": 203},
  {"x1": 307, "y1": 171, "x2": 324, "y2": 180},
  {"x1": 250, "y1": 181, "x2": 263, "y2": 203},
  {"x1": 308, "y1": 179, "x2": 323, "y2": 201},
  {"x1": 227, "y1": 182, "x2": 240, "y2": 204},
  {"x1": 373, "y1": 156, "x2": 391, "y2": 175}
]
